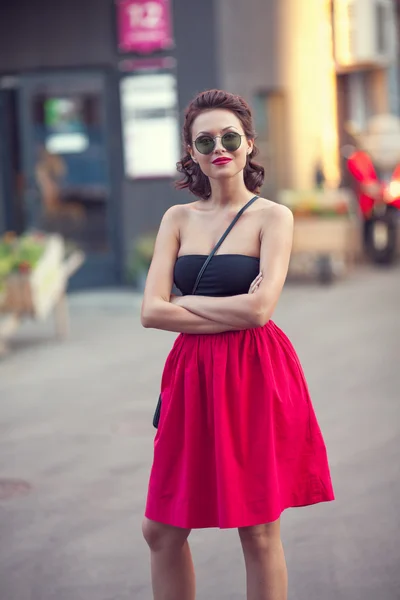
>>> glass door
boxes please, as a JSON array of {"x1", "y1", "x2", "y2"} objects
[
  {"x1": 18, "y1": 71, "x2": 119, "y2": 288},
  {"x1": 0, "y1": 86, "x2": 23, "y2": 234},
  {"x1": 0, "y1": 90, "x2": 8, "y2": 233}
]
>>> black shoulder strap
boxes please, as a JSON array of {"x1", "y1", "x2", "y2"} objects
[{"x1": 191, "y1": 195, "x2": 259, "y2": 295}]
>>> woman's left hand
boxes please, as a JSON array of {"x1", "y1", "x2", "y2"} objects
[{"x1": 248, "y1": 272, "x2": 263, "y2": 294}]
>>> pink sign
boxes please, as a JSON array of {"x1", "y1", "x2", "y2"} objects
[{"x1": 117, "y1": 0, "x2": 173, "y2": 54}]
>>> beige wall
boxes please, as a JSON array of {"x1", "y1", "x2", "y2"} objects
[
  {"x1": 216, "y1": 0, "x2": 340, "y2": 191},
  {"x1": 215, "y1": 0, "x2": 282, "y2": 99},
  {"x1": 277, "y1": 0, "x2": 341, "y2": 189},
  {"x1": 216, "y1": 0, "x2": 394, "y2": 192}
]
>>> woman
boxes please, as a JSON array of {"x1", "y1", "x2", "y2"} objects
[{"x1": 141, "y1": 89, "x2": 334, "y2": 600}]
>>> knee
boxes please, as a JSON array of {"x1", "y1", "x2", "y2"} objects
[
  {"x1": 238, "y1": 521, "x2": 282, "y2": 558},
  {"x1": 142, "y1": 518, "x2": 190, "y2": 552}
]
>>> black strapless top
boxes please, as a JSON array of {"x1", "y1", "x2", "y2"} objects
[{"x1": 174, "y1": 254, "x2": 260, "y2": 297}]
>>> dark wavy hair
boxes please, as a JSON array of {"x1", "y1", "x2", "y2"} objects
[{"x1": 176, "y1": 89, "x2": 265, "y2": 200}]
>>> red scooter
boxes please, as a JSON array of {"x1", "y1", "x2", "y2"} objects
[{"x1": 347, "y1": 150, "x2": 400, "y2": 264}]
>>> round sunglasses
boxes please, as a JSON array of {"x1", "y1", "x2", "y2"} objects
[{"x1": 194, "y1": 131, "x2": 245, "y2": 155}]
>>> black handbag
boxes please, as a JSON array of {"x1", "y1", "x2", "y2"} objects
[{"x1": 152, "y1": 195, "x2": 259, "y2": 428}]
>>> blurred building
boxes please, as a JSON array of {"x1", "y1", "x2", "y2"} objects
[{"x1": 0, "y1": 0, "x2": 398, "y2": 288}]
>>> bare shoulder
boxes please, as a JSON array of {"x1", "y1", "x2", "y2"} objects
[
  {"x1": 160, "y1": 202, "x2": 194, "y2": 234},
  {"x1": 162, "y1": 203, "x2": 190, "y2": 223},
  {"x1": 256, "y1": 198, "x2": 293, "y2": 231}
]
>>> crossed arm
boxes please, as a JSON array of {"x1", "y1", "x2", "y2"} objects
[{"x1": 141, "y1": 203, "x2": 293, "y2": 334}]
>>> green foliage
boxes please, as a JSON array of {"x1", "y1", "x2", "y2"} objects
[
  {"x1": 126, "y1": 232, "x2": 157, "y2": 285},
  {"x1": 0, "y1": 232, "x2": 46, "y2": 292}
]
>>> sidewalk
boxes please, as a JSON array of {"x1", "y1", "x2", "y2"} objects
[{"x1": 0, "y1": 266, "x2": 399, "y2": 600}]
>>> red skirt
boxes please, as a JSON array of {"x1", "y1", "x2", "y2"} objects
[{"x1": 145, "y1": 321, "x2": 334, "y2": 529}]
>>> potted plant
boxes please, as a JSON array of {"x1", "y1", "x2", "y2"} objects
[{"x1": 0, "y1": 232, "x2": 47, "y2": 306}]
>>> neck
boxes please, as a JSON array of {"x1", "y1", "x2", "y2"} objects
[{"x1": 208, "y1": 173, "x2": 255, "y2": 208}]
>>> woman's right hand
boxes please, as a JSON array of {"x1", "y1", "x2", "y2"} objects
[{"x1": 248, "y1": 272, "x2": 263, "y2": 294}]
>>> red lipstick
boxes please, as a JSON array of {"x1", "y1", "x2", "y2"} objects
[{"x1": 212, "y1": 157, "x2": 232, "y2": 165}]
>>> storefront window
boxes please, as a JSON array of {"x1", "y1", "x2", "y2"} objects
[{"x1": 120, "y1": 70, "x2": 179, "y2": 179}]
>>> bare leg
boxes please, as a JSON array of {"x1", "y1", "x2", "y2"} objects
[
  {"x1": 238, "y1": 519, "x2": 288, "y2": 600},
  {"x1": 142, "y1": 517, "x2": 195, "y2": 600}
]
